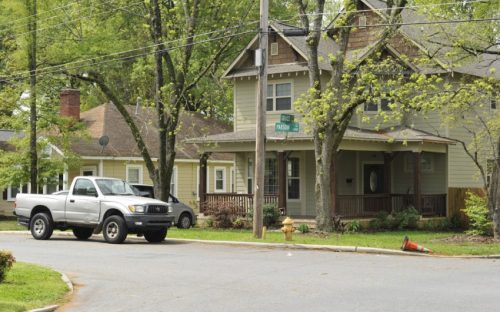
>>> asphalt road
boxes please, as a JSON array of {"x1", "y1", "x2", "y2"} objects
[{"x1": 1, "y1": 233, "x2": 499, "y2": 312}]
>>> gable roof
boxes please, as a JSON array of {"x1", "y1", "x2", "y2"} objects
[
  {"x1": 360, "y1": 0, "x2": 499, "y2": 78},
  {"x1": 223, "y1": 22, "x2": 338, "y2": 79},
  {"x1": 72, "y1": 103, "x2": 233, "y2": 161}
]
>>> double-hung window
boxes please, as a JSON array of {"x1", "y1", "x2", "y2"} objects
[
  {"x1": 170, "y1": 166, "x2": 177, "y2": 196},
  {"x1": 126, "y1": 165, "x2": 143, "y2": 184},
  {"x1": 287, "y1": 158, "x2": 300, "y2": 199},
  {"x1": 267, "y1": 83, "x2": 292, "y2": 111},
  {"x1": 247, "y1": 159, "x2": 254, "y2": 194},
  {"x1": 214, "y1": 167, "x2": 226, "y2": 192}
]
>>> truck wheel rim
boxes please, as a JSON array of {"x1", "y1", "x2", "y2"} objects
[
  {"x1": 34, "y1": 219, "x2": 45, "y2": 235},
  {"x1": 106, "y1": 222, "x2": 119, "y2": 239},
  {"x1": 181, "y1": 216, "x2": 190, "y2": 228}
]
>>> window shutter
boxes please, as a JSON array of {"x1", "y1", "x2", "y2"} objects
[{"x1": 2, "y1": 189, "x2": 7, "y2": 200}]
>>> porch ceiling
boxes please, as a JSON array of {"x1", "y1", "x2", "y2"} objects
[{"x1": 186, "y1": 126, "x2": 454, "y2": 152}]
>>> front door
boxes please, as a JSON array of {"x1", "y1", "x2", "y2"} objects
[
  {"x1": 363, "y1": 164, "x2": 384, "y2": 194},
  {"x1": 363, "y1": 164, "x2": 385, "y2": 215}
]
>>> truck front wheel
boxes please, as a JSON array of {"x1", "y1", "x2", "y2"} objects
[
  {"x1": 30, "y1": 213, "x2": 54, "y2": 240},
  {"x1": 73, "y1": 227, "x2": 93, "y2": 240},
  {"x1": 144, "y1": 228, "x2": 167, "y2": 243},
  {"x1": 103, "y1": 215, "x2": 127, "y2": 244}
]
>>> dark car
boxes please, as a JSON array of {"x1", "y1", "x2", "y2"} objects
[{"x1": 130, "y1": 184, "x2": 196, "y2": 229}]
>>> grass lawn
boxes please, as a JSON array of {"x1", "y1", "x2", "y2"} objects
[
  {"x1": 0, "y1": 262, "x2": 69, "y2": 312},
  {"x1": 0, "y1": 220, "x2": 25, "y2": 231},
  {"x1": 168, "y1": 228, "x2": 500, "y2": 256}
]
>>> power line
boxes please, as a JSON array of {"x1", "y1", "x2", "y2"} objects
[
  {"x1": 0, "y1": 0, "x2": 80, "y2": 28},
  {"x1": 1, "y1": 20, "x2": 259, "y2": 81},
  {"x1": 11, "y1": 1, "x2": 145, "y2": 38},
  {"x1": 0, "y1": 29, "x2": 258, "y2": 84},
  {"x1": 302, "y1": 0, "x2": 494, "y2": 16}
]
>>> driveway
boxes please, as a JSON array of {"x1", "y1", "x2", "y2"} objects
[{"x1": 1, "y1": 233, "x2": 499, "y2": 312}]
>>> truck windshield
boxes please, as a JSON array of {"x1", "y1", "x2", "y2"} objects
[{"x1": 96, "y1": 179, "x2": 135, "y2": 196}]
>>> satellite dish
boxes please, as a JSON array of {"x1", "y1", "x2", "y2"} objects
[{"x1": 98, "y1": 135, "x2": 109, "y2": 153}]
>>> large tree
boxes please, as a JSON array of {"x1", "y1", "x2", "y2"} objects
[{"x1": 293, "y1": 0, "x2": 409, "y2": 231}]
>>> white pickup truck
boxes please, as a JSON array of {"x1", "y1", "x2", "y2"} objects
[{"x1": 14, "y1": 176, "x2": 175, "y2": 244}]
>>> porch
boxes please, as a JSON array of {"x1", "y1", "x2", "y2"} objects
[
  {"x1": 191, "y1": 126, "x2": 454, "y2": 220},
  {"x1": 199, "y1": 192, "x2": 447, "y2": 219}
]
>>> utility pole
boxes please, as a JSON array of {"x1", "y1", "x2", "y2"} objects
[
  {"x1": 27, "y1": 0, "x2": 37, "y2": 194},
  {"x1": 253, "y1": 0, "x2": 268, "y2": 238}
]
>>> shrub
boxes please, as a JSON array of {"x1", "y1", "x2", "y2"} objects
[
  {"x1": 233, "y1": 218, "x2": 245, "y2": 229},
  {"x1": 298, "y1": 224, "x2": 310, "y2": 234},
  {"x1": 369, "y1": 211, "x2": 391, "y2": 230},
  {"x1": 463, "y1": 192, "x2": 492, "y2": 236},
  {"x1": 392, "y1": 207, "x2": 420, "y2": 230},
  {"x1": 263, "y1": 204, "x2": 280, "y2": 227},
  {"x1": 346, "y1": 220, "x2": 361, "y2": 233},
  {"x1": 204, "y1": 218, "x2": 214, "y2": 228},
  {"x1": 213, "y1": 207, "x2": 235, "y2": 229},
  {"x1": 332, "y1": 215, "x2": 346, "y2": 233},
  {"x1": 0, "y1": 250, "x2": 15, "y2": 283}
]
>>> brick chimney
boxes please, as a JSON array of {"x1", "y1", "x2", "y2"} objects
[{"x1": 60, "y1": 89, "x2": 80, "y2": 120}]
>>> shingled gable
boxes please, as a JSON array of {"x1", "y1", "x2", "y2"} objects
[
  {"x1": 356, "y1": 0, "x2": 499, "y2": 78},
  {"x1": 222, "y1": 22, "x2": 337, "y2": 79},
  {"x1": 71, "y1": 103, "x2": 232, "y2": 161}
]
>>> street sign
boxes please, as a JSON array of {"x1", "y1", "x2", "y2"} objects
[
  {"x1": 275, "y1": 122, "x2": 299, "y2": 132},
  {"x1": 280, "y1": 114, "x2": 294, "y2": 123}
]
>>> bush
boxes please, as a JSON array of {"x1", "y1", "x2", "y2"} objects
[
  {"x1": 346, "y1": 220, "x2": 361, "y2": 233},
  {"x1": 233, "y1": 218, "x2": 246, "y2": 229},
  {"x1": 204, "y1": 218, "x2": 214, "y2": 228},
  {"x1": 369, "y1": 211, "x2": 391, "y2": 230},
  {"x1": 298, "y1": 224, "x2": 310, "y2": 234},
  {"x1": 263, "y1": 204, "x2": 280, "y2": 227},
  {"x1": 213, "y1": 207, "x2": 235, "y2": 229},
  {"x1": 463, "y1": 192, "x2": 492, "y2": 236},
  {"x1": 392, "y1": 207, "x2": 420, "y2": 230},
  {"x1": 0, "y1": 250, "x2": 15, "y2": 283}
]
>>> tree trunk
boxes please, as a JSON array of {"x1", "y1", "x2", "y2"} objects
[{"x1": 490, "y1": 149, "x2": 500, "y2": 239}]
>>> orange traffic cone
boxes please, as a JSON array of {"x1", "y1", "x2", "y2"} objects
[{"x1": 401, "y1": 236, "x2": 432, "y2": 253}]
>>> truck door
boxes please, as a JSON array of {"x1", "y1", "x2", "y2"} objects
[{"x1": 66, "y1": 178, "x2": 100, "y2": 224}]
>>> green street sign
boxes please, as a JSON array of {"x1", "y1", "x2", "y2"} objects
[
  {"x1": 280, "y1": 114, "x2": 294, "y2": 123},
  {"x1": 275, "y1": 122, "x2": 299, "y2": 132}
]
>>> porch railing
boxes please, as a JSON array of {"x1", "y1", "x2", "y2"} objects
[
  {"x1": 201, "y1": 193, "x2": 446, "y2": 218},
  {"x1": 336, "y1": 194, "x2": 447, "y2": 218},
  {"x1": 201, "y1": 193, "x2": 278, "y2": 216}
]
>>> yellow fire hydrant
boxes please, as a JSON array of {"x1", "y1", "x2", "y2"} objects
[{"x1": 281, "y1": 217, "x2": 295, "y2": 241}]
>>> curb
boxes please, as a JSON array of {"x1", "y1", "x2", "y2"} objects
[
  {"x1": 27, "y1": 269, "x2": 73, "y2": 312},
  {"x1": 2, "y1": 230, "x2": 500, "y2": 259}
]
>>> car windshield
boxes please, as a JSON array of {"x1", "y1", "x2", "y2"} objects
[{"x1": 96, "y1": 179, "x2": 135, "y2": 196}]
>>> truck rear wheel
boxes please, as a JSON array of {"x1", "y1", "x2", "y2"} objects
[
  {"x1": 144, "y1": 229, "x2": 167, "y2": 243},
  {"x1": 73, "y1": 227, "x2": 93, "y2": 240},
  {"x1": 30, "y1": 212, "x2": 54, "y2": 240},
  {"x1": 103, "y1": 215, "x2": 127, "y2": 244}
]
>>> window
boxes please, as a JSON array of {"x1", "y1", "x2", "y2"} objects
[
  {"x1": 287, "y1": 158, "x2": 300, "y2": 199},
  {"x1": 491, "y1": 97, "x2": 497, "y2": 109},
  {"x1": 247, "y1": 158, "x2": 254, "y2": 194},
  {"x1": 364, "y1": 97, "x2": 391, "y2": 112},
  {"x1": 267, "y1": 82, "x2": 292, "y2": 111},
  {"x1": 73, "y1": 179, "x2": 97, "y2": 196},
  {"x1": 405, "y1": 153, "x2": 434, "y2": 173},
  {"x1": 126, "y1": 165, "x2": 143, "y2": 184},
  {"x1": 264, "y1": 158, "x2": 278, "y2": 195},
  {"x1": 81, "y1": 166, "x2": 97, "y2": 176},
  {"x1": 170, "y1": 166, "x2": 177, "y2": 196},
  {"x1": 214, "y1": 167, "x2": 226, "y2": 192}
]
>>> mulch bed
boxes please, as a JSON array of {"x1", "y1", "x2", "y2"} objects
[{"x1": 433, "y1": 234, "x2": 500, "y2": 244}]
